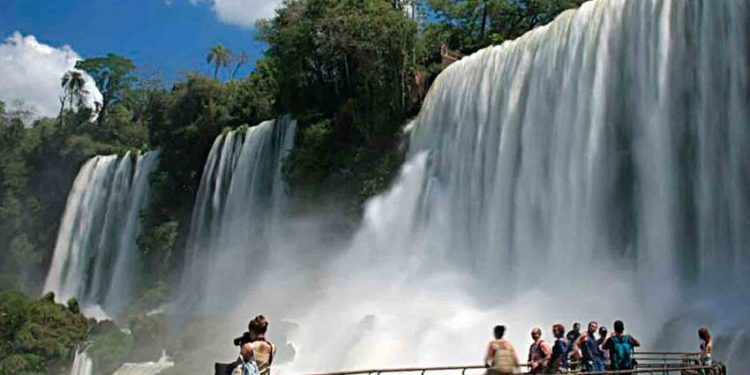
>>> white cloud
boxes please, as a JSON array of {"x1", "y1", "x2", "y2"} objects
[
  {"x1": 191, "y1": 0, "x2": 282, "y2": 28},
  {"x1": 0, "y1": 32, "x2": 102, "y2": 120}
]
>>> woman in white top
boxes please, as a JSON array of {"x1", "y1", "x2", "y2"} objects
[
  {"x1": 237, "y1": 315, "x2": 277, "y2": 375},
  {"x1": 484, "y1": 325, "x2": 520, "y2": 375},
  {"x1": 699, "y1": 327, "x2": 713, "y2": 366}
]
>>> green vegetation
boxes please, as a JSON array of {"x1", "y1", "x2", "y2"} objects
[
  {"x1": 260, "y1": 0, "x2": 418, "y2": 208},
  {"x1": 0, "y1": 54, "x2": 148, "y2": 294},
  {"x1": 0, "y1": 290, "x2": 89, "y2": 374},
  {"x1": 0, "y1": 0, "x2": 588, "y2": 371},
  {"x1": 424, "y1": 0, "x2": 588, "y2": 54}
]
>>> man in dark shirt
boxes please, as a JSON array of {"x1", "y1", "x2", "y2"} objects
[
  {"x1": 575, "y1": 321, "x2": 606, "y2": 372},
  {"x1": 548, "y1": 324, "x2": 570, "y2": 372}
]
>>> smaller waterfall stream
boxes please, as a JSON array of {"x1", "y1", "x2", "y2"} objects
[
  {"x1": 69, "y1": 350, "x2": 93, "y2": 375},
  {"x1": 44, "y1": 151, "x2": 160, "y2": 318},
  {"x1": 112, "y1": 352, "x2": 174, "y2": 375},
  {"x1": 179, "y1": 117, "x2": 296, "y2": 315}
]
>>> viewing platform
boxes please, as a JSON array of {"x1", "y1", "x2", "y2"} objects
[{"x1": 303, "y1": 352, "x2": 726, "y2": 375}]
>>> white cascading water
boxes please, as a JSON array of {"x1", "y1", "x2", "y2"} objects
[
  {"x1": 70, "y1": 350, "x2": 93, "y2": 375},
  {"x1": 111, "y1": 352, "x2": 174, "y2": 375},
  {"x1": 179, "y1": 117, "x2": 296, "y2": 315},
  {"x1": 44, "y1": 151, "x2": 160, "y2": 318}
]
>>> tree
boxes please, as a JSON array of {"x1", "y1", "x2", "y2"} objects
[
  {"x1": 425, "y1": 0, "x2": 588, "y2": 54},
  {"x1": 225, "y1": 57, "x2": 277, "y2": 126},
  {"x1": 60, "y1": 70, "x2": 86, "y2": 114},
  {"x1": 75, "y1": 54, "x2": 136, "y2": 125},
  {"x1": 206, "y1": 44, "x2": 231, "y2": 80},
  {"x1": 231, "y1": 51, "x2": 250, "y2": 79}
]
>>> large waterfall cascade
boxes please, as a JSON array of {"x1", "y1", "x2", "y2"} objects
[
  {"x1": 404, "y1": 0, "x2": 750, "y2": 291},
  {"x1": 44, "y1": 151, "x2": 160, "y2": 318}
]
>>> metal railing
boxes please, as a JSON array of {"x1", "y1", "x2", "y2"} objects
[{"x1": 300, "y1": 352, "x2": 726, "y2": 375}]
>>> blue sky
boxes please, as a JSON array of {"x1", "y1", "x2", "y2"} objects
[{"x1": 0, "y1": 0, "x2": 269, "y2": 84}]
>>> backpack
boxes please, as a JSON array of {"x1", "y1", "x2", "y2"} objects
[
  {"x1": 609, "y1": 335, "x2": 634, "y2": 370},
  {"x1": 232, "y1": 357, "x2": 261, "y2": 375}
]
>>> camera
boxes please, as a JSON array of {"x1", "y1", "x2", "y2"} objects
[{"x1": 233, "y1": 332, "x2": 252, "y2": 346}]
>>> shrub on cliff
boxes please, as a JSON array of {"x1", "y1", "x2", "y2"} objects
[{"x1": 0, "y1": 290, "x2": 89, "y2": 374}]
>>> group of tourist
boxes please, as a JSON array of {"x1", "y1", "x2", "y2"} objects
[
  {"x1": 217, "y1": 315, "x2": 715, "y2": 375},
  {"x1": 484, "y1": 321, "x2": 715, "y2": 374}
]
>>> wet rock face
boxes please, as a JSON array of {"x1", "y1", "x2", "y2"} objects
[
  {"x1": 130, "y1": 313, "x2": 170, "y2": 362},
  {"x1": 90, "y1": 319, "x2": 119, "y2": 336}
]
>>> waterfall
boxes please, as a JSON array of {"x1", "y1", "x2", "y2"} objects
[
  {"x1": 396, "y1": 0, "x2": 750, "y2": 292},
  {"x1": 69, "y1": 350, "x2": 93, "y2": 375},
  {"x1": 179, "y1": 117, "x2": 296, "y2": 315},
  {"x1": 264, "y1": 0, "x2": 749, "y2": 372},
  {"x1": 44, "y1": 151, "x2": 160, "y2": 318}
]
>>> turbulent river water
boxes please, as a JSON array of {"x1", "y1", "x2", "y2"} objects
[{"x1": 46, "y1": 0, "x2": 749, "y2": 374}]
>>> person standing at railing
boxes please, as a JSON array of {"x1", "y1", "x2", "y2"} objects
[
  {"x1": 566, "y1": 323, "x2": 581, "y2": 347},
  {"x1": 484, "y1": 325, "x2": 520, "y2": 375},
  {"x1": 602, "y1": 320, "x2": 640, "y2": 372},
  {"x1": 235, "y1": 315, "x2": 277, "y2": 375},
  {"x1": 527, "y1": 327, "x2": 551, "y2": 374},
  {"x1": 699, "y1": 327, "x2": 714, "y2": 366},
  {"x1": 565, "y1": 322, "x2": 581, "y2": 364},
  {"x1": 574, "y1": 321, "x2": 606, "y2": 372},
  {"x1": 597, "y1": 326, "x2": 610, "y2": 369},
  {"x1": 546, "y1": 324, "x2": 570, "y2": 374}
]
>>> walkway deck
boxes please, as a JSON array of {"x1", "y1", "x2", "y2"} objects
[{"x1": 303, "y1": 352, "x2": 725, "y2": 375}]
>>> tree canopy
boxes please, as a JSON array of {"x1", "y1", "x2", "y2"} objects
[{"x1": 425, "y1": 0, "x2": 588, "y2": 54}]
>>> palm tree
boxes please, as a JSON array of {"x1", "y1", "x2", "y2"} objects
[
  {"x1": 60, "y1": 70, "x2": 86, "y2": 119},
  {"x1": 231, "y1": 52, "x2": 249, "y2": 79},
  {"x1": 206, "y1": 44, "x2": 232, "y2": 79}
]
